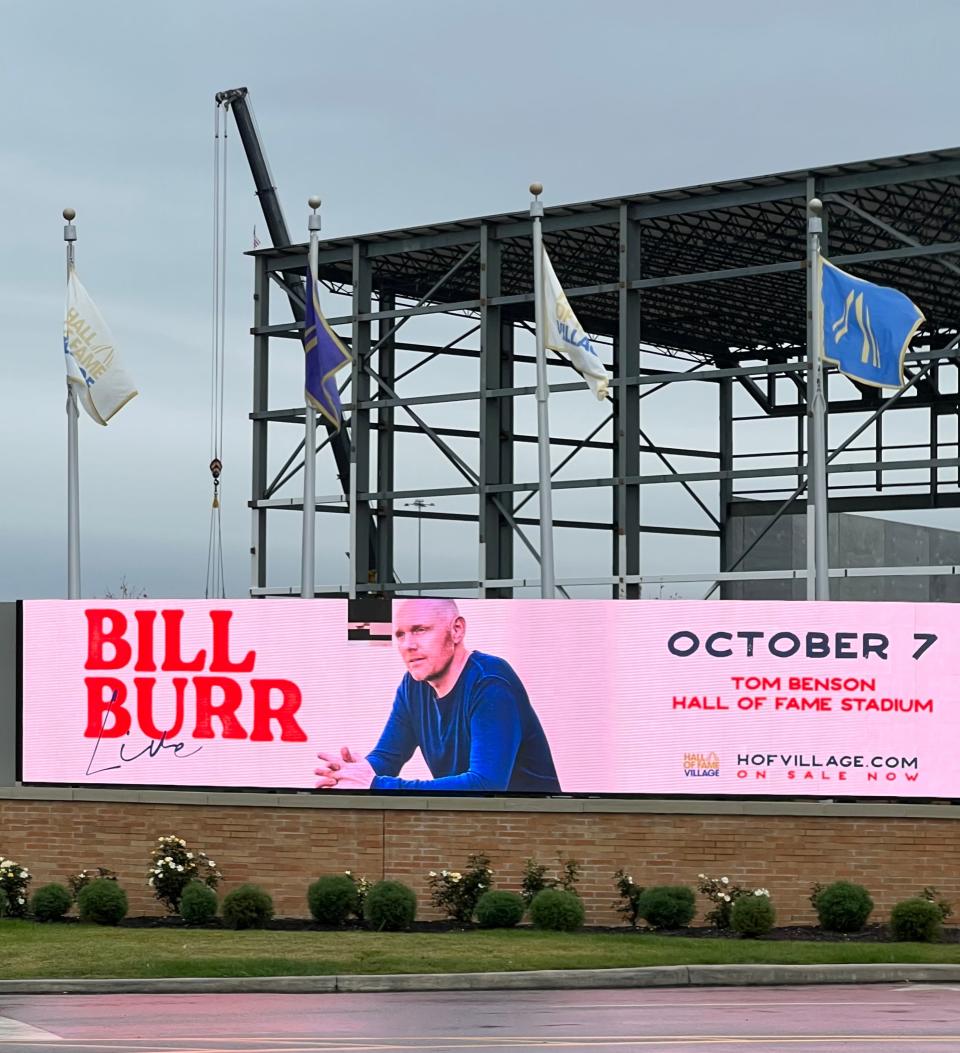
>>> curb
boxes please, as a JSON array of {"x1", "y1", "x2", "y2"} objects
[{"x1": 3, "y1": 963, "x2": 960, "y2": 995}]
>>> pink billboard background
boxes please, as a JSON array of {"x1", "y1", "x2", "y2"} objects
[{"x1": 19, "y1": 598, "x2": 958, "y2": 797}]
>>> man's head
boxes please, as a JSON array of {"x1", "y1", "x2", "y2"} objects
[{"x1": 393, "y1": 599, "x2": 466, "y2": 685}]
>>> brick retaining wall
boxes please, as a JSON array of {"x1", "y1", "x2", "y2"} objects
[{"x1": 1, "y1": 796, "x2": 957, "y2": 924}]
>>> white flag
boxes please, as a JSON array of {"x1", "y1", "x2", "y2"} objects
[
  {"x1": 541, "y1": 248, "x2": 611, "y2": 400},
  {"x1": 64, "y1": 269, "x2": 137, "y2": 425}
]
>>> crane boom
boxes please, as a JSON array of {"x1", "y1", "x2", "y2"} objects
[{"x1": 216, "y1": 87, "x2": 382, "y2": 585}]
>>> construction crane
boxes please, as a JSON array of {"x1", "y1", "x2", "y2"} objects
[{"x1": 215, "y1": 86, "x2": 381, "y2": 584}]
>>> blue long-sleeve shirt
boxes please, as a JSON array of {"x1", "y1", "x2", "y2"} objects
[{"x1": 366, "y1": 651, "x2": 561, "y2": 793}]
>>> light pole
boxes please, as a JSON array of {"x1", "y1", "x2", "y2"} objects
[{"x1": 405, "y1": 499, "x2": 435, "y2": 594}]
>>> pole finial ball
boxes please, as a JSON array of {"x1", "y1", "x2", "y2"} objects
[
  {"x1": 62, "y1": 208, "x2": 76, "y2": 221},
  {"x1": 308, "y1": 196, "x2": 322, "y2": 210},
  {"x1": 529, "y1": 182, "x2": 543, "y2": 198},
  {"x1": 808, "y1": 197, "x2": 823, "y2": 216}
]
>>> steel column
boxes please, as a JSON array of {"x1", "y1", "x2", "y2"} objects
[
  {"x1": 479, "y1": 223, "x2": 514, "y2": 597},
  {"x1": 376, "y1": 287, "x2": 396, "y2": 589},
  {"x1": 250, "y1": 252, "x2": 270, "y2": 593},
  {"x1": 351, "y1": 244, "x2": 373, "y2": 595},
  {"x1": 613, "y1": 205, "x2": 642, "y2": 598}
]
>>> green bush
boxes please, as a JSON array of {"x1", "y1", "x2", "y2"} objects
[
  {"x1": 30, "y1": 883, "x2": 72, "y2": 922},
  {"x1": 889, "y1": 897, "x2": 942, "y2": 942},
  {"x1": 221, "y1": 884, "x2": 274, "y2": 930},
  {"x1": 0, "y1": 890, "x2": 8, "y2": 917},
  {"x1": 363, "y1": 880, "x2": 417, "y2": 931},
  {"x1": 179, "y1": 881, "x2": 218, "y2": 925},
  {"x1": 77, "y1": 878, "x2": 128, "y2": 925},
  {"x1": 731, "y1": 894, "x2": 776, "y2": 937},
  {"x1": 529, "y1": 888, "x2": 584, "y2": 932},
  {"x1": 307, "y1": 875, "x2": 360, "y2": 926},
  {"x1": 475, "y1": 890, "x2": 525, "y2": 929},
  {"x1": 814, "y1": 880, "x2": 874, "y2": 933},
  {"x1": 636, "y1": 885, "x2": 696, "y2": 930}
]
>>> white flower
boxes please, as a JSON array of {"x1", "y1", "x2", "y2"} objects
[
  {"x1": 17, "y1": 897, "x2": 24, "y2": 905},
  {"x1": 207, "y1": 860, "x2": 216, "y2": 868},
  {"x1": 20, "y1": 869, "x2": 28, "y2": 878},
  {"x1": 720, "y1": 877, "x2": 729, "y2": 885},
  {"x1": 344, "y1": 870, "x2": 351, "y2": 876},
  {"x1": 478, "y1": 883, "x2": 485, "y2": 889},
  {"x1": 722, "y1": 894, "x2": 731, "y2": 902},
  {"x1": 428, "y1": 871, "x2": 437, "y2": 878},
  {"x1": 147, "y1": 879, "x2": 154, "y2": 887},
  {"x1": 186, "y1": 853, "x2": 194, "y2": 860},
  {"x1": 627, "y1": 876, "x2": 633, "y2": 883},
  {"x1": 176, "y1": 866, "x2": 184, "y2": 872},
  {"x1": 754, "y1": 888, "x2": 769, "y2": 897},
  {"x1": 698, "y1": 873, "x2": 706, "y2": 880}
]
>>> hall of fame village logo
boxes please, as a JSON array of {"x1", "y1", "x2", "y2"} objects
[{"x1": 683, "y1": 751, "x2": 720, "y2": 778}]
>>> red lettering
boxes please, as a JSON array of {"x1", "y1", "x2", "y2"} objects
[
  {"x1": 134, "y1": 611, "x2": 157, "y2": 672},
  {"x1": 192, "y1": 677, "x2": 247, "y2": 739},
  {"x1": 84, "y1": 610, "x2": 131, "y2": 670},
  {"x1": 134, "y1": 677, "x2": 186, "y2": 739},
  {"x1": 84, "y1": 677, "x2": 131, "y2": 737},
  {"x1": 250, "y1": 679, "x2": 306, "y2": 742},
  {"x1": 209, "y1": 611, "x2": 255, "y2": 672},
  {"x1": 160, "y1": 610, "x2": 206, "y2": 672}
]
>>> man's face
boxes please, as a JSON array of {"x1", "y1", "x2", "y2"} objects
[{"x1": 393, "y1": 600, "x2": 462, "y2": 683}]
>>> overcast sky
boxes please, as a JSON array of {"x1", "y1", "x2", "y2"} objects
[{"x1": 3, "y1": 0, "x2": 959, "y2": 601}]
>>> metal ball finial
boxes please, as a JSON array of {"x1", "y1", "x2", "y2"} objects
[
  {"x1": 529, "y1": 182, "x2": 543, "y2": 198},
  {"x1": 808, "y1": 197, "x2": 823, "y2": 216},
  {"x1": 308, "y1": 196, "x2": 322, "y2": 210},
  {"x1": 63, "y1": 207, "x2": 76, "y2": 221}
]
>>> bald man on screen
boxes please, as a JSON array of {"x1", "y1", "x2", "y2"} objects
[{"x1": 315, "y1": 599, "x2": 561, "y2": 793}]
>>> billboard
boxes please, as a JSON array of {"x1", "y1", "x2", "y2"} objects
[{"x1": 18, "y1": 598, "x2": 955, "y2": 798}]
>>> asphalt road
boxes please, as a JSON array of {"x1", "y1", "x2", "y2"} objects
[{"x1": 2, "y1": 984, "x2": 960, "y2": 1052}]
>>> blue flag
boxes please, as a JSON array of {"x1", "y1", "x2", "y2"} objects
[
  {"x1": 303, "y1": 263, "x2": 352, "y2": 428},
  {"x1": 820, "y1": 256, "x2": 924, "y2": 388}
]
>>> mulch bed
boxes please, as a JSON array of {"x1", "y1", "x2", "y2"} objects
[{"x1": 30, "y1": 916, "x2": 960, "y2": 941}]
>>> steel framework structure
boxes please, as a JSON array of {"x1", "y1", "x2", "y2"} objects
[{"x1": 247, "y1": 148, "x2": 960, "y2": 598}]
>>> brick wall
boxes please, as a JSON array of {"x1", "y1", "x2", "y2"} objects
[{"x1": 1, "y1": 797, "x2": 958, "y2": 924}]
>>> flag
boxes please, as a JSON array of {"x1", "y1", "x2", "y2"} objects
[
  {"x1": 541, "y1": 248, "x2": 611, "y2": 400},
  {"x1": 303, "y1": 261, "x2": 352, "y2": 428},
  {"x1": 64, "y1": 269, "x2": 137, "y2": 425},
  {"x1": 820, "y1": 256, "x2": 924, "y2": 388},
  {"x1": 252, "y1": 226, "x2": 261, "y2": 249}
]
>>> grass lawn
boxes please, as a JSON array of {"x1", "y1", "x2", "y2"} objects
[{"x1": 0, "y1": 922, "x2": 959, "y2": 979}]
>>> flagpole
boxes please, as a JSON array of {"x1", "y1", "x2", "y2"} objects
[
  {"x1": 63, "y1": 208, "x2": 81, "y2": 600},
  {"x1": 301, "y1": 196, "x2": 321, "y2": 599},
  {"x1": 530, "y1": 183, "x2": 556, "y2": 599},
  {"x1": 807, "y1": 197, "x2": 830, "y2": 600}
]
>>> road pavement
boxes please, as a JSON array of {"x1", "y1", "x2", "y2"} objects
[{"x1": 2, "y1": 983, "x2": 960, "y2": 1052}]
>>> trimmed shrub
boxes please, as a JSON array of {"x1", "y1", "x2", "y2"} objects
[
  {"x1": 221, "y1": 884, "x2": 274, "y2": 930},
  {"x1": 77, "y1": 878, "x2": 128, "y2": 925},
  {"x1": 307, "y1": 875, "x2": 360, "y2": 926},
  {"x1": 30, "y1": 883, "x2": 72, "y2": 922},
  {"x1": 815, "y1": 881, "x2": 874, "y2": 933},
  {"x1": 363, "y1": 880, "x2": 417, "y2": 931},
  {"x1": 475, "y1": 890, "x2": 525, "y2": 929},
  {"x1": 636, "y1": 886, "x2": 696, "y2": 930},
  {"x1": 731, "y1": 894, "x2": 776, "y2": 938},
  {"x1": 890, "y1": 897, "x2": 942, "y2": 942},
  {"x1": 180, "y1": 881, "x2": 218, "y2": 925},
  {"x1": 529, "y1": 889, "x2": 584, "y2": 932}
]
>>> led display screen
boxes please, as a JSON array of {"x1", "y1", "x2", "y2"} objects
[{"x1": 19, "y1": 598, "x2": 954, "y2": 797}]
